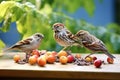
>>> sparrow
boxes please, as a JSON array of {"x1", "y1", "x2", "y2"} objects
[
  {"x1": 5, "y1": 33, "x2": 44, "y2": 63},
  {"x1": 75, "y1": 30, "x2": 115, "y2": 59},
  {"x1": 52, "y1": 23, "x2": 82, "y2": 50}
]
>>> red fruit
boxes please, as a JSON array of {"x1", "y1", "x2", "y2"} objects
[
  {"x1": 67, "y1": 55, "x2": 74, "y2": 63},
  {"x1": 47, "y1": 55, "x2": 56, "y2": 64},
  {"x1": 92, "y1": 56, "x2": 97, "y2": 61},
  {"x1": 13, "y1": 55, "x2": 21, "y2": 63},
  {"x1": 28, "y1": 56, "x2": 37, "y2": 65},
  {"x1": 51, "y1": 51, "x2": 57, "y2": 56},
  {"x1": 32, "y1": 49, "x2": 40, "y2": 57},
  {"x1": 59, "y1": 56, "x2": 68, "y2": 64},
  {"x1": 94, "y1": 60, "x2": 102, "y2": 68},
  {"x1": 107, "y1": 57, "x2": 114, "y2": 64},
  {"x1": 37, "y1": 56, "x2": 46, "y2": 67}
]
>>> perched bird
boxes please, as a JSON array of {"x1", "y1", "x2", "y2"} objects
[
  {"x1": 75, "y1": 30, "x2": 115, "y2": 59},
  {"x1": 52, "y1": 23, "x2": 82, "y2": 50},
  {"x1": 5, "y1": 33, "x2": 44, "y2": 63}
]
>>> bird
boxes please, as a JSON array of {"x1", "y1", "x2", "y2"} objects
[
  {"x1": 52, "y1": 23, "x2": 82, "y2": 51},
  {"x1": 75, "y1": 30, "x2": 115, "y2": 59},
  {"x1": 5, "y1": 33, "x2": 44, "y2": 63}
]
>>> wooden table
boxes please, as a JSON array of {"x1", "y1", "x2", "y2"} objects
[{"x1": 0, "y1": 52, "x2": 120, "y2": 80}]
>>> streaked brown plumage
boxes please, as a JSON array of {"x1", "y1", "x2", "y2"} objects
[
  {"x1": 75, "y1": 30, "x2": 115, "y2": 59},
  {"x1": 52, "y1": 23, "x2": 81, "y2": 50},
  {"x1": 5, "y1": 33, "x2": 44, "y2": 63}
]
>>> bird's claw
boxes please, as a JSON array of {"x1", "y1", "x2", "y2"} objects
[{"x1": 17, "y1": 59, "x2": 27, "y2": 64}]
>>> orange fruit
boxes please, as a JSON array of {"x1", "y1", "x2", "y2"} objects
[
  {"x1": 75, "y1": 54, "x2": 81, "y2": 59},
  {"x1": 32, "y1": 49, "x2": 40, "y2": 57},
  {"x1": 57, "y1": 50, "x2": 68, "y2": 57},
  {"x1": 51, "y1": 51, "x2": 57, "y2": 57},
  {"x1": 47, "y1": 55, "x2": 56, "y2": 64},
  {"x1": 85, "y1": 56, "x2": 93, "y2": 62},
  {"x1": 13, "y1": 54, "x2": 20, "y2": 63},
  {"x1": 41, "y1": 55, "x2": 48, "y2": 60},
  {"x1": 33, "y1": 55, "x2": 39, "y2": 59},
  {"x1": 59, "y1": 56, "x2": 68, "y2": 64},
  {"x1": 107, "y1": 57, "x2": 114, "y2": 64},
  {"x1": 37, "y1": 56, "x2": 46, "y2": 67},
  {"x1": 28, "y1": 56, "x2": 37, "y2": 65},
  {"x1": 46, "y1": 51, "x2": 52, "y2": 56}
]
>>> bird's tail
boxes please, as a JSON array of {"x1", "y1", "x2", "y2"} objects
[
  {"x1": 3, "y1": 45, "x2": 15, "y2": 52},
  {"x1": 3, "y1": 47, "x2": 11, "y2": 52},
  {"x1": 104, "y1": 51, "x2": 115, "y2": 59}
]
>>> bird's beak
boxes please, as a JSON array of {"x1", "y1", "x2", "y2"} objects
[
  {"x1": 41, "y1": 34, "x2": 44, "y2": 39},
  {"x1": 42, "y1": 35, "x2": 44, "y2": 38}
]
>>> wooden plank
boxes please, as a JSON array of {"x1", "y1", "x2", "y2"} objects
[{"x1": 0, "y1": 52, "x2": 120, "y2": 79}]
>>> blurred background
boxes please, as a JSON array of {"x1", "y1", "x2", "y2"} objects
[{"x1": 0, "y1": 0, "x2": 120, "y2": 53}]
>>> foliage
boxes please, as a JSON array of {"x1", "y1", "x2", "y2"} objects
[
  {"x1": 0, "y1": 39, "x2": 5, "y2": 55},
  {"x1": 0, "y1": 1, "x2": 120, "y2": 54}
]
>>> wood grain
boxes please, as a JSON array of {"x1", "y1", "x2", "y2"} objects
[{"x1": 0, "y1": 52, "x2": 120, "y2": 80}]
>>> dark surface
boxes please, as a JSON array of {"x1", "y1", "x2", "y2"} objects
[
  {"x1": 115, "y1": 0, "x2": 120, "y2": 24},
  {"x1": 0, "y1": 77, "x2": 118, "y2": 80}
]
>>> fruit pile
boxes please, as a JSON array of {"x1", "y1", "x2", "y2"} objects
[{"x1": 13, "y1": 50, "x2": 114, "y2": 68}]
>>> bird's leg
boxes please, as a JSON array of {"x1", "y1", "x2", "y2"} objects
[
  {"x1": 66, "y1": 46, "x2": 71, "y2": 50},
  {"x1": 62, "y1": 46, "x2": 68, "y2": 51},
  {"x1": 61, "y1": 46, "x2": 72, "y2": 55},
  {"x1": 62, "y1": 46, "x2": 72, "y2": 51},
  {"x1": 85, "y1": 52, "x2": 94, "y2": 58},
  {"x1": 25, "y1": 53, "x2": 31, "y2": 63},
  {"x1": 17, "y1": 53, "x2": 30, "y2": 64}
]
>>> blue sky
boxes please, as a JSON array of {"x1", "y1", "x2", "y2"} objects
[{"x1": 66, "y1": 0, "x2": 115, "y2": 26}]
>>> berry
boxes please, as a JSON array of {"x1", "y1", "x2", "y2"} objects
[
  {"x1": 28, "y1": 56, "x2": 37, "y2": 65},
  {"x1": 57, "y1": 51, "x2": 68, "y2": 57},
  {"x1": 47, "y1": 55, "x2": 56, "y2": 64},
  {"x1": 107, "y1": 57, "x2": 114, "y2": 64},
  {"x1": 67, "y1": 55, "x2": 74, "y2": 63},
  {"x1": 13, "y1": 54, "x2": 21, "y2": 63},
  {"x1": 94, "y1": 60, "x2": 102, "y2": 68},
  {"x1": 59, "y1": 56, "x2": 68, "y2": 64}
]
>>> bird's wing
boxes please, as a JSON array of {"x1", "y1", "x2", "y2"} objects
[
  {"x1": 60, "y1": 30, "x2": 75, "y2": 43},
  {"x1": 66, "y1": 30, "x2": 83, "y2": 45},
  {"x1": 88, "y1": 40, "x2": 107, "y2": 51},
  {"x1": 11, "y1": 38, "x2": 33, "y2": 49},
  {"x1": 66, "y1": 30, "x2": 74, "y2": 40}
]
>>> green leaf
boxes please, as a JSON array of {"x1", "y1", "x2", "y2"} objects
[
  {"x1": 0, "y1": 39, "x2": 5, "y2": 56},
  {"x1": 83, "y1": 0, "x2": 95, "y2": 16},
  {"x1": 0, "y1": 13, "x2": 12, "y2": 32},
  {"x1": 40, "y1": 4, "x2": 52, "y2": 15},
  {"x1": 16, "y1": 13, "x2": 27, "y2": 35},
  {"x1": 0, "y1": 39, "x2": 5, "y2": 49},
  {"x1": 0, "y1": 1, "x2": 15, "y2": 22},
  {"x1": 110, "y1": 33, "x2": 120, "y2": 53},
  {"x1": 107, "y1": 23, "x2": 120, "y2": 34},
  {"x1": 52, "y1": 0, "x2": 95, "y2": 16},
  {"x1": 11, "y1": 3, "x2": 25, "y2": 22}
]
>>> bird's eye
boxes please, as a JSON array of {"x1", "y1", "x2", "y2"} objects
[
  {"x1": 55, "y1": 30, "x2": 59, "y2": 33},
  {"x1": 37, "y1": 34, "x2": 40, "y2": 37},
  {"x1": 56, "y1": 26, "x2": 59, "y2": 28},
  {"x1": 78, "y1": 34, "x2": 81, "y2": 37}
]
